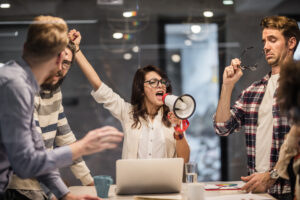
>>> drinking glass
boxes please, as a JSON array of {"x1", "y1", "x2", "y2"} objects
[
  {"x1": 185, "y1": 162, "x2": 198, "y2": 183},
  {"x1": 93, "y1": 175, "x2": 113, "y2": 198}
]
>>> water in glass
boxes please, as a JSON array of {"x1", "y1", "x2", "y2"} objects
[{"x1": 186, "y1": 172, "x2": 197, "y2": 183}]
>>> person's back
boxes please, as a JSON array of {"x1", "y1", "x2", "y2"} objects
[
  {"x1": 0, "y1": 63, "x2": 18, "y2": 189},
  {"x1": 0, "y1": 15, "x2": 123, "y2": 199},
  {"x1": 0, "y1": 60, "x2": 39, "y2": 191},
  {"x1": 0, "y1": 15, "x2": 71, "y2": 195}
]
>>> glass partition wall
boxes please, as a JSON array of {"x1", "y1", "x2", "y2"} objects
[{"x1": 164, "y1": 23, "x2": 221, "y2": 181}]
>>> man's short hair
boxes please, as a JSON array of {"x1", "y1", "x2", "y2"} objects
[
  {"x1": 260, "y1": 16, "x2": 300, "y2": 51},
  {"x1": 23, "y1": 15, "x2": 68, "y2": 61},
  {"x1": 277, "y1": 60, "x2": 300, "y2": 124}
]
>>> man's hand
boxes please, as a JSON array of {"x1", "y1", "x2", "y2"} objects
[
  {"x1": 68, "y1": 29, "x2": 82, "y2": 50},
  {"x1": 62, "y1": 193, "x2": 101, "y2": 200},
  {"x1": 223, "y1": 58, "x2": 243, "y2": 88},
  {"x1": 70, "y1": 126, "x2": 123, "y2": 160},
  {"x1": 241, "y1": 172, "x2": 276, "y2": 193}
]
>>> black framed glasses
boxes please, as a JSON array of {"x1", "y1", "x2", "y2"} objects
[
  {"x1": 62, "y1": 60, "x2": 72, "y2": 70},
  {"x1": 144, "y1": 78, "x2": 170, "y2": 88},
  {"x1": 239, "y1": 46, "x2": 258, "y2": 71}
]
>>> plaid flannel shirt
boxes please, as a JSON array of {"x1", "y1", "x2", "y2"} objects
[{"x1": 214, "y1": 72, "x2": 291, "y2": 196}]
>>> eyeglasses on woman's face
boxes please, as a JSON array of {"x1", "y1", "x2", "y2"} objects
[{"x1": 144, "y1": 78, "x2": 170, "y2": 88}]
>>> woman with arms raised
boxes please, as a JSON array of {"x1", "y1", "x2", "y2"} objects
[{"x1": 69, "y1": 29, "x2": 190, "y2": 163}]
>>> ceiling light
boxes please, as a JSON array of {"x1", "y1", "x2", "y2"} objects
[
  {"x1": 123, "y1": 11, "x2": 137, "y2": 18},
  {"x1": 184, "y1": 40, "x2": 192, "y2": 46},
  {"x1": 132, "y1": 46, "x2": 139, "y2": 53},
  {"x1": 171, "y1": 54, "x2": 181, "y2": 63},
  {"x1": 203, "y1": 11, "x2": 213, "y2": 18},
  {"x1": 97, "y1": 0, "x2": 123, "y2": 5},
  {"x1": 113, "y1": 32, "x2": 123, "y2": 39},
  {"x1": 0, "y1": 31, "x2": 18, "y2": 37},
  {"x1": 0, "y1": 3, "x2": 10, "y2": 8},
  {"x1": 223, "y1": 0, "x2": 234, "y2": 5},
  {"x1": 190, "y1": 25, "x2": 201, "y2": 34},
  {"x1": 123, "y1": 53, "x2": 132, "y2": 60}
]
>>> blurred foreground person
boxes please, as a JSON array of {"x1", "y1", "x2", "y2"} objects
[
  {"x1": 275, "y1": 60, "x2": 300, "y2": 199},
  {"x1": 0, "y1": 15, "x2": 123, "y2": 200},
  {"x1": 6, "y1": 41, "x2": 97, "y2": 200}
]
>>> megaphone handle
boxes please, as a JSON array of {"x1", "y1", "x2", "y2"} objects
[{"x1": 174, "y1": 119, "x2": 189, "y2": 133}]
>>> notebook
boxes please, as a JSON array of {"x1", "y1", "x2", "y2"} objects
[{"x1": 116, "y1": 158, "x2": 184, "y2": 195}]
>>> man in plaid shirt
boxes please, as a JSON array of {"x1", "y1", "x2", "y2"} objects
[{"x1": 214, "y1": 16, "x2": 300, "y2": 200}]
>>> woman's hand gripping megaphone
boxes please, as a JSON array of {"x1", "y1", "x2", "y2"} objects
[
  {"x1": 167, "y1": 112, "x2": 181, "y2": 126},
  {"x1": 168, "y1": 112, "x2": 190, "y2": 141}
]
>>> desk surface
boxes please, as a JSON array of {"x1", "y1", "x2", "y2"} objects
[{"x1": 69, "y1": 182, "x2": 275, "y2": 199}]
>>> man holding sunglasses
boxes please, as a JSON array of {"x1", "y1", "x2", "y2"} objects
[
  {"x1": 0, "y1": 16, "x2": 123, "y2": 200},
  {"x1": 214, "y1": 16, "x2": 300, "y2": 199}
]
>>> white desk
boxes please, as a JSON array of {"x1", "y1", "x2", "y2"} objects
[{"x1": 69, "y1": 182, "x2": 275, "y2": 199}]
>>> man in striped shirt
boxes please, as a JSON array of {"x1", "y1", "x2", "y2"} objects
[
  {"x1": 214, "y1": 16, "x2": 300, "y2": 200},
  {"x1": 5, "y1": 42, "x2": 94, "y2": 199}
]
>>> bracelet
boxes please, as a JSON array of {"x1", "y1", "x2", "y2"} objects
[
  {"x1": 173, "y1": 132, "x2": 184, "y2": 140},
  {"x1": 76, "y1": 48, "x2": 80, "y2": 53}
]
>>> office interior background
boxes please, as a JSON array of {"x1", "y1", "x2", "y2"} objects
[{"x1": 0, "y1": 0, "x2": 300, "y2": 186}]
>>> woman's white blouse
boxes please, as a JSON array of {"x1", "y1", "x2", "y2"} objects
[
  {"x1": 91, "y1": 83, "x2": 177, "y2": 159},
  {"x1": 138, "y1": 115, "x2": 166, "y2": 159}
]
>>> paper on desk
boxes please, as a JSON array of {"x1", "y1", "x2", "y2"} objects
[
  {"x1": 134, "y1": 194, "x2": 182, "y2": 200},
  {"x1": 206, "y1": 193, "x2": 272, "y2": 200},
  {"x1": 205, "y1": 182, "x2": 245, "y2": 190}
]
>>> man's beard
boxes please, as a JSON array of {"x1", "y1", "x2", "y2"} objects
[{"x1": 40, "y1": 77, "x2": 65, "y2": 92}]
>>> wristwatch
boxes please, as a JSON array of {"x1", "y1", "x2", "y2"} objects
[{"x1": 270, "y1": 169, "x2": 279, "y2": 179}]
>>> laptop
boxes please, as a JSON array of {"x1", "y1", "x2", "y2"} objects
[{"x1": 116, "y1": 158, "x2": 184, "y2": 195}]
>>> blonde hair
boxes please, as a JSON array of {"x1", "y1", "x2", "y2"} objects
[{"x1": 23, "y1": 15, "x2": 68, "y2": 62}]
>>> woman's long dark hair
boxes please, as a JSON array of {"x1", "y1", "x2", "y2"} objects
[
  {"x1": 131, "y1": 65, "x2": 172, "y2": 129},
  {"x1": 277, "y1": 60, "x2": 300, "y2": 124}
]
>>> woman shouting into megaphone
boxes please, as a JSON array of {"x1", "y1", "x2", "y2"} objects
[{"x1": 69, "y1": 29, "x2": 190, "y2": 163}]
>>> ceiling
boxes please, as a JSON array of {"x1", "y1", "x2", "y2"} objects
[
  {"x1": 0, "y1": 0, "x2": 297, "y2": 21},
  {"x1": 0, "y1": 0, "x2": 299, "y2": 57}
]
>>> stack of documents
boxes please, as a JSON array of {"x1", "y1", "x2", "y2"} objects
[
  {"x1": 204, "y1": 182, "x2": 245, "y2": 191},
  {"x1": 206, "y1": 193, "x2": 273, "y2": 200},
  {"x1": 134, "y1": 194, "x2": 182, "y2": 200}
]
